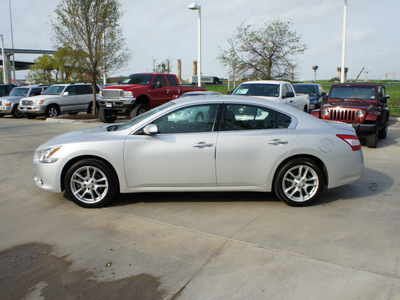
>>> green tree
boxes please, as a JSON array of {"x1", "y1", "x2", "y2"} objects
[
  {"x1": 27, "y1": 54, "x2": 56, "y2": 83},
  {"x1": 218, "y1": 19, "x2": 307, "y2": 80},
  {"x1": 152, "y1": 58, "x2": 172, "y2": 73},
  {"x1": 52, "y1": 0, "x2": 130, "y2": 114}
]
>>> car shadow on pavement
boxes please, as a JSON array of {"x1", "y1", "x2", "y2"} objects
[{"x1": 107, "y1": 166, "x2": 392, "y2": 208}]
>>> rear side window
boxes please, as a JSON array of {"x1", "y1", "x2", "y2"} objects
[
  {"x1": 76, "y1": 85, "x2": 92, "y2": 94},
  {"x1": 222, "y1": 104, "x2": 292, "y2": 131},
  {"x1": 167, "y1": 75, "x2": 178, "y2": 87},
  {"x1": 30, "y1": 88, "x2": 42, "y2": 96}
]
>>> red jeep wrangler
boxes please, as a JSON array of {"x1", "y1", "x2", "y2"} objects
[{"x1": 311, "y1": 83, "x2": 389, "y2": 148}]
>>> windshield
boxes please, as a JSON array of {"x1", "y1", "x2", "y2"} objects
[
  {"x1": 293, "y1": 85, "x2": 318, "y2": 97},
  {"x1": 10, "y1": 88, "x2": 29, "y2": 97},
  {"x1": 233, "y1": 83, "x2": 279, "y2": 97},
  {"x1": 117, "y1": 102, "x2": 176, "y2": 131},
  {"x1": 330, "y1": 86, "x2": 376, "y2": 100},
  {"x1": 121, "y1": 74, "x2": 154, "y2": 85},
  {"x1": 43, "y1": 85, "x2": 65, "y2": 96}
]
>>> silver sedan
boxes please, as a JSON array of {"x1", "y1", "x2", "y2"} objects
[{"x1": 33, "y1": 95, "x2": 364, "y2": 208}]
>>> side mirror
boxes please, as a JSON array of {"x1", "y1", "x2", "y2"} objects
[
  {"x1": 227, "y1": 90, "x2": 233, "y2": 95},
  {"x1": 284, "y1": 91, "x2": 294, "y2": 98},
  {"x1": 143, "y1": 124, "x2": 159, "y2": 135},
  {"x1": 63, "y1": 91, "x2": 69, "y2": 96}
]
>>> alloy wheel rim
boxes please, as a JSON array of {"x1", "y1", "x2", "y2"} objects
[
  {"x1": 70, "y1": 166, "x2": 108, "y2": 204},
  {"x1": 48, "y1": 107, "x2": 58, "y2": 117},
  {"x1": 282, "y1": 165, "x2": 319, "y2": 202}
]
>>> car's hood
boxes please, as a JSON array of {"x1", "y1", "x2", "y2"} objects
[
  {"x1": 1, "y1": 96, "x2": 22, "y2": 102},
  {"x1": 44, "y1": 125, "x2": 114, "y2": 146},
  {"x1": 21, "y1": 94, "x2": 60, "y2": 101},
  {"x1": 103, "y1": 84, "x2": 147, "y2": 91},
  {"x1": 324, "y1": 101, "x2": 375, "y2": 111}
]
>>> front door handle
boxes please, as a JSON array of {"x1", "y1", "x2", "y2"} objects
[
  {"x1": 193, "y1": 142, "x2": 214, "y2": 148},
  {"x1": 268, "y1": 139, "x2": 288, "y2": 145}
]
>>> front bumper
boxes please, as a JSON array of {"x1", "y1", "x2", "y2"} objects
[
  {"x1": 19, "y1": 105, "x2": 45, "y2": 114},
  {"x1": 0, "y1": 104, "x2": 12, "y2": 114},
  {"x1": 352, "y1": 123, "x2": 377, "y2": 135},
  {"x1": 98, "y1": 97, "x2": 136, "y2": 109}
]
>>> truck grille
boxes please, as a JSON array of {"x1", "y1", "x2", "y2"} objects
[
  {"x1": 21, "y1": 100, "x2": 33, "y2": 105},
  {"x1": 328, "y1": 109, "x2": 356, "y2": 122},
  {"x1": 101, "y1": 89, "x2": 125, "y2": 99}
]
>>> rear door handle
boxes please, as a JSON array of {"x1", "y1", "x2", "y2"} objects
[
  {"x1": 268, "y1": 139, "x2": 288, "y2": 145},
  {"x1": 193, "y1": 142, "x2": 214, "y2": 148}
]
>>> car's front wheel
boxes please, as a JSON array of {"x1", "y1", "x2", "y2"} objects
[
  {"x1": 274, "y1": 158, "x2": 324, "y2": 207},
  {"x1": 64, "y1": 159, "x2": 118, "y2": 208},
  {"x1": 12, "y1": 105, "x2": 24, "y2": 118},
  {"x1": 45, "y1": 105, "x2": 60, "y2": 118},
  {"x1": 99, "y1": 107, "x2": 117, "y2": 123}
]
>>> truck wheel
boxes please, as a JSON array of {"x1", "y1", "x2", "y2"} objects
[
  {"x1": 378, "y1": 117, "x2": 389, "y2": 139},
  {"x1": 99, "y1": 107, "x2": 116, "y2": 123},
  {"x1": 366, "y1": 126, "x2": 378, "y2": 148},
  {"x1": 130, "y1": 104, "x2": 149, "y2": 119},
  {"x1": 11, "y1": 105, "x2": 24, "y2": 118},
  {"x1": 64, "y1": 159, "x2": 118, "y2": 208},
  {"x1": 274, "y1": 158, "x2": 324, "y2": 207},
  {"x1": 45, "y1": 105, "x2": 60, "y2": 118},
  {"x1": 25, "y1": 113, "x2": 37, "y2": 119}
]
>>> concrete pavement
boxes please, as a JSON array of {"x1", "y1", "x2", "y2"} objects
[{"x1": 1, "y1": 117, "x2": 400, "y2": 299}]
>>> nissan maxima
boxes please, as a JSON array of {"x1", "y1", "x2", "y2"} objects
[{"x1": 33, "y1": 95, "x2": 364, "y2": 208}]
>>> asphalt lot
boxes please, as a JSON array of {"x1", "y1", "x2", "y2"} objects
[{"x1": 1, "y1": 116, "x2": 400, "y2": 299}]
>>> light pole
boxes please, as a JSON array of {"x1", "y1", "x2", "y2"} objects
[
  {"x1": 9, "y1": 0, "x2": 16, "y2": 83},
  {"x1": 188, "y1": 3, "x2": 201, "y2": 87},
  {"x1": 340, "y1": 0, "x2": 348, "y2": 83},
  {"x1": 0, "y1": 34, "x2": 6, "y2": 84}
]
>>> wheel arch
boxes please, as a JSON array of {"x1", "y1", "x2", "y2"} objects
[
  {"x1": 60, "y1": 155, "x2": 120, "y2": 192},
  {"x1": 135, "y1": 94, "x2": 150, "y2": 107},
  {"x1": 272, "y1": 154, "x2": 328, "y2": 191}
]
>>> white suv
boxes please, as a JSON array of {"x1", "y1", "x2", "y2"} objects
[{"x1": 19, "y1": 83, "x2": 99, "y2": 118}]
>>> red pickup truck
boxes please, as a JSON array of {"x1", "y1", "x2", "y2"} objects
[{"x1": 98, "y1": 73, "x2": 206, "y2": 123}]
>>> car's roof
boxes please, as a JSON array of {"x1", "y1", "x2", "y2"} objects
[
  {"x1": 14, "y1": 85, "x2": 47, "y2": 89},
  {"x1": 331, "y1": 83, "x2": 383, "y2": 87},
  {"x1": 240, "y1": 80, "x2": 286, "y2": 85}
]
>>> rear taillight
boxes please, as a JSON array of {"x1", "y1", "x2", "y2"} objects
[{"x1": 337, "y1": 134, "x2": 361, "y2": 151}]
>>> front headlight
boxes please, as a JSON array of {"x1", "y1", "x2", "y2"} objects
[
  {"x1": 39, "y1": 146, "x2": 61, "y2": 163},
  {"x1": 124, "y1": 91, "x2": 134, "y2": 98},
  {"x1": 33, "y1": 99, "x2": 44, "y2": 105},
  {"x1": 356, "y1": 110, "x2": 365, "y2": 118},
  {"x1": 322, "y1": 108, "x2": 329, "y2": 117}
]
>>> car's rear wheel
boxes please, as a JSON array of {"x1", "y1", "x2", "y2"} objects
[
  {"x1": 45, "y1": 105, "x2": 60, "y2": 118},
  {"x1": 274, "y1": 158, "x2": 324, "y2": 207},
  {"x1": 11, "y1": 105, "x2": 24, "y2": 118},
  {"x1": 87, "y1": 101, "x2": 99, "y2": 114},
  {"x1": 99, "y1": 107, "x2": 116, "y2": 123},
  {"x1": 64, "y1": 159, "x2": 118, "y2": 208}
]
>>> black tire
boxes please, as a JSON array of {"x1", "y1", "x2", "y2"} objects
[
  {"x1": 378, "y1": 117, "x2": 389, "y2": 139},
  {"x1": 45, "y1": 105, "x2": 60, "y2": 118},
  {"x1": 274, "y1": 158, "x2": 324, "y2": 207},
  {"x1": 64, "y1": 159, "x2": 118, "y2": 208},
  {"x1": 366, "y1": 125, "x2": 378, "y2": 148},
  {"x1": 99, "y1": 107, "x2": 117, "y2": 123},
  {"x1": 11, "y1": 105, "x2": 24, "y2": 118},
  {"x1": 24, "y1": 113, "x2": 37, "y2": 119},
  {"x1": 0, "y1": 114, "x2": 4, "y2": 118},
  {"x1": 87, "y1": 101, "x2": 99, "y2": 114},
  {"x1": 130, "y1": 103, "x2": 149, "y2": 119},
  {"x1": 303, "y1": 106, "x2": 308, "y2": 113}
]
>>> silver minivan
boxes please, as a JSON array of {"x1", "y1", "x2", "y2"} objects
[{"x1": 19, "y1": 83, "x2": 99, "y2": 118}]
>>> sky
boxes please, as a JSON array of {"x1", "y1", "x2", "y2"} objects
[{"x1": 0, "y1": 0, "x2": 399, "y2": 82}]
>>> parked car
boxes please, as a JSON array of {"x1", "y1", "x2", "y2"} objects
[
  {"x1": 0, "y1": 84, "x2": 14, "y2": 97},
  {"x1": 33, "y1": 95, "x2": 363, "y2": 208},
  {"x1": 311, "y1": 83, "x2": 389, "y2": 148},
  {"x1": 0, "y1": 84, "x2": 49, "y2": 118},
  {"x1": 292, "y1": 83, "x2": 326, "y2": 110},
  {"x1": 229, "y1": 81, "x2": 310, "y2": 112},
  {"x1": 98, "y1": 73, "x2": 206, "y2": 123},
  {"x1": 19, "y1": 83, "x2": 99, "y2": 118}
]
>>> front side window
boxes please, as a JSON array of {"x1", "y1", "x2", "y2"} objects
[
  {"x1": 30, "y1": 88, "x2": 42, "y2": 96},
  {"x1": 66, "y1": 86, "x2": 77, "y2": 95},
  {"x1": 154, "y1": 104, "x2": 218, "y2": 134},
  {"x1": 222, "y1": 104, "x2": 291, "y2": 131}
]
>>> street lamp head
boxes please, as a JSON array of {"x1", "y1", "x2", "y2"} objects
[{"x1": 188, "y1": 3, "x2": 201, "y2": 10}]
